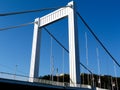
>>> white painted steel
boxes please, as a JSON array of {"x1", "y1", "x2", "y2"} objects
[
  {"x1": 67, "y1": 1, "x2": 80, "y2": 86},
  {"x1": 29, "y1": 18, "x2": 41, "y2": 82},
  {"x1": 29, "y1": 1, "x2": 80, "y2": 86}
]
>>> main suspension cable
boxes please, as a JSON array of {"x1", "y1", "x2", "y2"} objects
[
  {"x1": 43, "y1": 27, "x2": 93, "y2": 75},
  {"x1": 43, "y1": 27, "x2": 69, "y2": 53},
  {"x1": 0, "y1": 21, "x2": 35, "y2": 31},
  {"x1": 0, "y1": 6, "x2": 70, "y2": 17},
  {"x1": 77, "y1": 12, "x2": 120, "y2": 68}
]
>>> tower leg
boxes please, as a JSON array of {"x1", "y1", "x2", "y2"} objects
[
  {"x1": 29, "y1": 18, "x2": 41, "y2": 82},
  {"x1": 68, "y1": 1, "x2": 80, "y2": 86}
]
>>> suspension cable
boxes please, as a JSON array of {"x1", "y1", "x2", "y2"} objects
[
  {"x1": 80, "y1": 62, "x2": 92, "y2": 75},
  {"x1": 43, "y1": 27, "x2": 69, "y2": 53},
  {"x1": 96, "y1": 47, "x2": 101, "y2": 88},
  {"x1": 0, "y1": 6, "x2": 70, "y2": 17},
  {"x1": 50, "y1": 36, "x2": 54, "y2": 81},
  {"x1": 77, "y1": 12, "x2": 120, "y2": 68},
  {"x1": 0, "y1": 20, "x2": 93, "y2": 75},
  {"x1": 62, "y1": 48, "x2": 65, "y2": 83},
  {"x1": 0, "y1": 21, "x2": 35, "y2": 31},
  {"x1": 0, "y1": 13, "x2": 94, "y2": 77},
  {"x1": 85, "y1": 32, "x2": 89, "y2": 85},
  {"x1": 113, "y1": 61, "x2": 118, "y2": 89},
  {"x1": 43, "y1": 27, "x2": 93, "y2": 76}
]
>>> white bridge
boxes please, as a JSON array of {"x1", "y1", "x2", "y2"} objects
[
  {"x1": 29, "y1": 1, "x2": 80, "y2": 86},
  {"x1": 0, "y1": 1, "x2": 116, "y2": 90}
]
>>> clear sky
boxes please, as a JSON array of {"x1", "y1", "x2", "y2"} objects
[{"x1": 0, "y1": 0, "x2": 120, "y2": 78}]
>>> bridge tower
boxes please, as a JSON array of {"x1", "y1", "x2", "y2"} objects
[{"x1": 29, "y1": 1, "x2": 80, "y2": 86}]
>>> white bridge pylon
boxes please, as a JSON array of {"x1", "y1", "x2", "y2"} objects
[{"x1": 29, "y1": 1, "x2": 80, "y2": 86}]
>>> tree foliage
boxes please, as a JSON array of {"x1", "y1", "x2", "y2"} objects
[{"x1": 39, "y1": 73, "x2": 120, "y2": 89}]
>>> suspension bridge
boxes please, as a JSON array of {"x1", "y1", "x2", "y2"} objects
[{"x1": 0, "y1": 1, "x2": 119, "y2": 90}]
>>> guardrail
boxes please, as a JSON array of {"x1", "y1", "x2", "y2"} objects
[
  {"x1": 0, "y1": 71, "x2": 92, "y2": 89},
  {"x1": 0, "y1": 72, "x2": 70, "y2": 86},
  {"x1": 0, "y1": 71, "x2": 29, "y2": 81}
]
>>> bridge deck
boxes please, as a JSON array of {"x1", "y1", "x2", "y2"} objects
[
  {"x1": 0, "y1": 78, "x2": 93, "y2": 90},
  {"x1": 0, "y1": 78, "x2": 65, "y2": 89}
]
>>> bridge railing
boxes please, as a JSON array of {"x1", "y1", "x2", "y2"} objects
[
  {"x1": 0, "y1": 71, "x2": 29, "y2": 81},
  {"x1": 0, "y1": 71, "x2": 70, "y2": 87},
  {"x1": 0, "y1": 71, "x2": 93, "y2": 89},
  {"x1": 33, "y1": 77, "x2": 70, "y2": 87}
]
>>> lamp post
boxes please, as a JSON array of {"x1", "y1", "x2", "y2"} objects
[{"x1": 14, "y1": 65, "x2": 18, "y2": 79}]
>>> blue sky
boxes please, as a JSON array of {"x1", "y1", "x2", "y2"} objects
[{"x1": 0, "y1": 0, "x2": 120, "y2": 78}]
